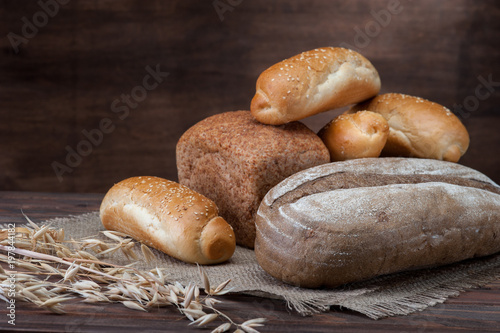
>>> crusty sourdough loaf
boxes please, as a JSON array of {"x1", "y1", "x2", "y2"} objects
[
  {"x1": 348, "y1": 93, "x2": 470, "y2": 162},
  {"x1": 318, "y1": 111, "x2": 389, "y2": 161},
  {"x1": 176, "y1": 111, "x2": 330, "y2": 248},
  {"x1": 251, "y1": 47, "x2": 381, "y2": 125},
  {"x1": 100, "y1": 176, "x2": 236, "y2": 265},
  {"x1": 255, "y1": 158, "x2": 500, "y2": 288}
]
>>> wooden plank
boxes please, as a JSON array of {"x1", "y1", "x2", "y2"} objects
[
  {"x1": 1, "y1": 0, "x2": 499, "y2": 192},
  {"x1": 0, "y1": 191, "x2": 499, "y2": 332}
]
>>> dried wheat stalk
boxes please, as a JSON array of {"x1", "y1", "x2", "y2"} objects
[{"x1": 0, "y1": 218, "x2": 266, "y2": 333}]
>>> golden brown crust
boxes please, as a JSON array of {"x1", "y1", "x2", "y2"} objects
[
  {"x1": 251, "y1": 47, "x2": 381, "y2": 125},
  {"x1": 318, "y1": 111, "x2": 389, "y2": 161},
  {"x1": 100, "y1": 176, "x2": 236, "y2": 264},
  {"x1": 348, "y1": 93, "x2": 470, "y2": 162},
  {"x1": 200, "y1": 217, "x2": 235, "y2": 261}
]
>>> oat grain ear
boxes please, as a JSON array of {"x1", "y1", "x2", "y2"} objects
[
  {"x1": 140, "y1": 243, "x2": 156, "y2": 263},
  {"x1": 197, "y1": 263, "x2": 211, "y2": 294}
]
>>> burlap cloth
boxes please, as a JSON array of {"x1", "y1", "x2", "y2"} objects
[{"x1": 29, "y1": 212, "x2": 500, "y2": 319}]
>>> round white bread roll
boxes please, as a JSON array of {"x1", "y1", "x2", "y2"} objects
[
  {"x1": 100, "y1": 176, "x2": 236, "y2": 265},
  {"x1": 318, "y1": 111, "x2": 389, "y2": 161},
  {"x1": 251, "y1": 47, "x2": 381, "y2": 125},
  {"x1": 348, "y1": 93, "x2": 470, "y2": 162}
]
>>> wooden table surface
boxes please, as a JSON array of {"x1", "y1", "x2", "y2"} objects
[{"x1": 1, "y1": 191, "x2": 499, "y2": 332}]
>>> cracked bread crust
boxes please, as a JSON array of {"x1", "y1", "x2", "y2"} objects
[
  {"x1": 348, "y1": 93, "x2": 470, "y2": 162},
  {"x1": 100, "y1": 176, "x2": 236, "y2": 265},
  {"x1": 255, "y1": 158, "x2": 500, "y2": 288},
  {"x1": 251, "y1": 47, "x2": 381, "y2": 125}
]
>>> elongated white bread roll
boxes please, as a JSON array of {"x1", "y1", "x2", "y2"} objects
[
  {"x1": 348, "y1": 93, "x2": 470, "y2": 162},
  {"x1": 251, "y1": 47, "x2": 381, "y2": 125},
  {"x1": 255, "y1": 158, "x2": 500, "y2": 288},
  {"x1": 100, "y1": 176, "x2": 236, "y2": 264},
  {"x1": 318, "y1": 111, "x2": 389, "y2": 161}
]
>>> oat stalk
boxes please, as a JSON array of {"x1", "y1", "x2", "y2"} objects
[{"x1": 0, "y1": 215, "x2": 266, "y2": 332}]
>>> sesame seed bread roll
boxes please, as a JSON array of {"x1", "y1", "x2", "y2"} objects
[
  {"x1": 251, "y1": 47, "x2": 381, "y2": 125},
  {"x1": 100, "y1": 176, "x2": 236, "y2": 265},
  {"x1": 348, "y1": 93, "x2": 470, "y2": 162},
  {"x1": 318, "y1": 111, "x2": 389, "y2": 161}
]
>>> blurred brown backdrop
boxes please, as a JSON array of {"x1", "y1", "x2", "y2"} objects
[{"x1": 1, "y1": 0, "x2": 499, "y2": 193}]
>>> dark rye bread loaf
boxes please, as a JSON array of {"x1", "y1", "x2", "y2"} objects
[
  {"x1": 176, "y1": 111, "x2": 330, "y2": 248},
  {"x1": 254, "y1": 158, "x2": 500, "y2": 288}
]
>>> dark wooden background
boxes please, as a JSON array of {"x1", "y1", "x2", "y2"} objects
[{"x1": 1, "y1": 0, "x2": 499, "y2": 193}]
